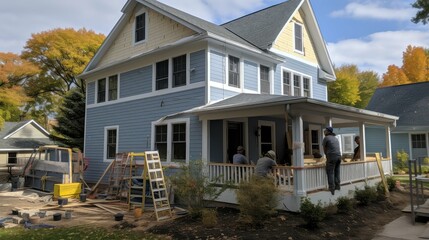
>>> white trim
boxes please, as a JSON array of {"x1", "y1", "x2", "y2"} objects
[
  {"x1": 133, "y1": 9, "x2": 148, "y2": 46},
  {"x1": 3, "y1": 120, "x2": 49, "y2": 139},
  {"x1": 257, "y1": 120, "x2": 276, "y2": 155},
  {"x1": 258, "y1": 64, "x2": 271, "y2": 94},
  {"x1": 280, "y1": 66, "x2": 312, "y2": 97},
  {"x1": 409, "y1": 132, "x2": 429, "y2": 160},
  {"x1": 151, "y1": 118, "x2": 190, "y2": 165},
  {"x1": 308, "y1": 124, "x2": 322, "y2": 155},
  {"x1": 270, "y1": 48, "x2": 318, "y2": 68},
  {"x1": 293, "y1": 21, "x2": 304, "y2": 55},
  {"x1": 103, "y1": 125, "x2": 119, "y2": 162},
  {"x1": 340, "y1": 133, "x2": 355, "y2": 154}
]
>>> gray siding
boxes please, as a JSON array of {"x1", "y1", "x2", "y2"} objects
[
  {"x1": 244, "y1": 60, "x2": 258, "y2": 91},
  {"x1": 210, "y1": 87, "x2": 238, "y2": 102},
  {"x1": 190, "y1": 50, "x2": 206, "y2": 84},
  {"x1": 210, "y1": 50, "x2": 225, "y2": 84},
  {"x1": 120, "y1": 66, "x2": 152, "y2": 98},
  {"x1": 365, "y1": 127, "x2": 387, "y2": 156},
  {"x1": 87, "y1": 82, "x2": 95, "y2": 105},
  {"x1": 84, "y1": 87, "x2": 205, "y2": 182}
]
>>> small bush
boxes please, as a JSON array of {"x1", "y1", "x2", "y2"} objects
[
  {"x1": 202, "y1": 208, "x2": 217, "y2": 228},
  {"x1": 385, "y1": 176, "x2": 396, "y2": 191},
  {"x1": 236, "y1": 176, "x2": 279, "y2": 226},
  {"x1": 300, "y1": 197, "x2": 326, "y2": 229},
  {"x1": 394, "y1": 150, "x2": 409, "y2": 173},
  {"x1": 354, "y1": 185, "x2": 378, "y2": 205},
  {"x1": 336, "y1": 196, "x2": 353, "y2": 214}
]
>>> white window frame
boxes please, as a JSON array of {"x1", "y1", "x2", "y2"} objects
[
  {"x1": 96, "y1": 78, "x2": 106, "y2": 103},
  {"x1": 280, "y1": 67, "x2": 312, "y2": 97},
  {"x1": 104, "y1": 125, "x2": 119, "y2": 162},
  {"x1": 341, "y1": 134, "x2": 355, "y2": 154},
  {"x1": 308, "y1": 124, "x2": 321, "y2": 155},
  {"x1": 152, "y1": 54, "x2": 190, "y2": 92},
  {"x1": 293, "y1": 22, "x2": 304, "y2": 54},
  {"x1": 96, "y1": 75, "x2": 119, "y2": 103},
  {"x1": 133, "y1": 10, "x2": 147, "y2": 45},
  {"x1": 259, "y1": 64, "x2": 271, "y2": 94},
  {"x1": 151, "y1": 118, "x2": 190, "y2": 165},
  {"x1": 228, "y1": 55, "x2": 241, "y2": 88},
  {"x1": 257, "y1": 120, "x2": 276, "y2": 156}
]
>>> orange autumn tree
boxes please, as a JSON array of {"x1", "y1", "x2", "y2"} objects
[
  {"x1": 402, "y1": 45, "x2": 428, "y2": 83},
  {"x1": 380, "y1": 65, "x2": 410, "y2": 87},
  {"x1": 0, "y1": 52, "x2": 38, "y2": 128}
]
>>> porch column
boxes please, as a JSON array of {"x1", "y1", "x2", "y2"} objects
[
  {"x1": 358, "y1": 122, "x2": 367, "y2": 179},
  {"x1": 385, "y1": 125, "x2": 392, "y2": 172},
  {"x1": 202, "y1": 119, "x2": 209, "y2": 164},
  {"x1": 292, "y1": 115, "x2": 306, "y2": 196}
]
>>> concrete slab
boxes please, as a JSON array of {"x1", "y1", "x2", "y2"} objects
[{"x1": 372, "y1": 215, "x2": 427, "y2": 240}]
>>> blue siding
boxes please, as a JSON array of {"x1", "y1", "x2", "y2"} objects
[
  {"x1": 274, "y1": 57, "x2": 326, "y2": 101},
  {"x1": 244, "y1": 60, "x2": 258, "y2": 91},
  {"x1": 120, "y1": 66, "x2": 152, "y2": 98},
  {"x1": 190, "y1": 50, "x2": 206, "y2": 84},
  {"x1": 391, "y1": 133, "x2": 410, "y2": 161},
  {"x1": 84, "y1": 87, "x2": 205, "y2": 182},
  {"x1": 210, "y1": 120, "x2": 224, "y2": 163},
  {"x1": 87, "y1": 82, "x2": 95, "y2": 105},
  {"x1": 210, "y1": 50, "x2": 225, "y2": 84},
  {"x1": 366, "y1": 127, "x2": 387, "y2": 156},
  {"x1": 210, "y1": 87, "x2": 238, "y2": 102}
]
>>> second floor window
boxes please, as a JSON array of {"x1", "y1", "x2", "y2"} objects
[
  {"x1": 173, "y1": 55, "x2": 186, "y2": 87},
  {"x1": 294, "y1": 22, "x2": 303, "y2": 53},
  {"x1": 293, "y1": 74, "x2": 301, "y2": 96},
  {"x1": 108, "y1": 75, "x2": 118, "y2": 101},
  {"x1": 282, "y1": 71, "x2": 291, "y2": 96},
  {"x1": 97, "y1": 79, "x2": 106, "y2": 103},
  {"x1": 156, "y1": 60, "x2": 169, "y2": 90},
  {"x1": 228, "y1": 56, "x2": 240, "y2": 88},
  {"x1": 303, "y1": 77, "x2": 310, "y2": 97},
  {"x1": 135, "y1": 13, "x2": 146, "y2": 43},
  {"x1": 260, "y1": 65, "x2": 270, "y2": 94}
]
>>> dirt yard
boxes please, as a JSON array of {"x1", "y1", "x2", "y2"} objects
[{"x1": 0, "y1": 187, "x2": 414, "y2": 240}]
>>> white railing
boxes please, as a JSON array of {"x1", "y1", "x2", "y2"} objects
[{"x1": 208, "y1": 159, "x2": 391, "y2": 194}]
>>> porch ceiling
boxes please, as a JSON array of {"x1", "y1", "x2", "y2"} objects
[{"x1": 188, "y1": 94, "x2": 398, "y2": 127}]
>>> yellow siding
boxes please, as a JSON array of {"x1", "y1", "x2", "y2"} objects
[
  {"x1": 98, "y1": 6, "x2": 197, "y2": 68},
  {"x1": 272, "y1": 9, "x2": 317, "y2": 64},
  {"x1": 0, "y1": 154, "x2": 6, "y2": 165},
  {"x1": 9, "y1": 124, "x2": 47, "y2": 138}
]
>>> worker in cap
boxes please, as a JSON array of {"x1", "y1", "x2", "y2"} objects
[
  {"x1": 322, "y1": 126, "x2": 341, "y2": 195},
  {"x1": 255, "y1": 150, "x2": 277, "y2": 177}
]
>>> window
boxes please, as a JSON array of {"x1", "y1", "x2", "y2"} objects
[
  {"x1": 294, "y1": 22, "x2": 303, "y2": 52},
  {"x1": 412, "y1": 134, "x2": 427, "y2": 148},
  {"x1": 156, "y1": 60, "x2": 169, "y2": 90},
  {"x1": 293, "y1": 74, "x2": 301, "y2": 96},
  {"x1": 303, "y1": 77, "x2": 310, "y2": 97},
  {"x1": 155, "y1": 125, "x2": 167, "y2": 161},
  {"x1": 8, "y1": 152, "x2": 17, "y2": 164},
  {"x1": 172, "y1": 123, "x2": 186, "y2": 162},
  {"x1": 228, "y1": 56, "x2": 240, "y2": 88},
  {"x1": 260, "y1": 65, "x2": 270, "y2": 94},
  {"x1": 97, "y1": 79, "x2": 106, "y2": 103},
  {"x1": 105, "y1": 127, "x2": 118, "y2": 160},
  {"x1": 135, "y1": 13, "x2": 146, "y2": 43},
  {"x1": 282, "y1": 70, "x2": 291, "y2": 96},
  {"x1": 173, "y1": 55, "x2": 186, "y2": 87},
  {"x1": 108, "y1": 75, "x2": 118, "y2": 101},
  {"x1": 341, "y1": 134, "x2": 355, "y2": 153}
]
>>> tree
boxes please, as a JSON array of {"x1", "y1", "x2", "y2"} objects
[
  {"x1": 411, "y1": 0, "x2": 429, "y2": 25},
  {"x1": 355, "y1": 70, "x2": 379, "y2": 109},
  {"x1": 0, "y1": 52, "x2": 37, "y2": 128},
  {"x1": 380, "y1": 65, "x2": 410, "y2": 87},
  {"x1": 50, "y1": 89, "x2": 85, "y2": 151},
  {"x1": 328, "y1": 65, "x2": 360, "y2": 106},
  {"x1": 401, "y1": 45, "x2": 428, "y2": 83}
]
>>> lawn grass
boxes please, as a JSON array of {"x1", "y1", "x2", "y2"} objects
[
  {"x1": 393, "y1": 175, "x2": 429, "y2": 188},
  {"x1": 0, "y1": 225, "x2": 166, "y2": 240}
]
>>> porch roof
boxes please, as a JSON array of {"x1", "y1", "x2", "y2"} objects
[{"x1": 187, "y1": 94, "x2": 398, "y2": 127}]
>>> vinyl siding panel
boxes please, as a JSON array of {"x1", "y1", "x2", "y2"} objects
[
  {"x1": 391, "y1": 133, "x2": 410, "y2": 162},
  {"x1": 84, "y1": 87, "x2": 205, "y2": 182},
  {"x1": 120, "y1": 65, "x2": 152, "y2": 98},
  {"x1": 210, "y1": 50, "x2": 225, "y2": 84},
  {"x1": 87, "y1": 82, "x2": 95, "y2": 105},
  {"x1": 244, "y1": 60, "x2": 258, "y2": 92},
  {"x1": 272, "y1": 10, "x2": 317, "y2": 64},
  {"x1": 98, "y1": 7, "x2": 197, "y2": 68},
  {"x1": 366, "y1": 127, "x2": 387, "y2": 156},
  {"x1": 190, "y1": 50, "x2": 206, "y2": 84},
  {"x1": 210, "y1": 87, "x2": 238, "y2": 102}
]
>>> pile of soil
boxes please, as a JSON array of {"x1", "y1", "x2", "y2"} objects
[{"x1": 149, "y1": 190, "x2": 411, "y2": 240}]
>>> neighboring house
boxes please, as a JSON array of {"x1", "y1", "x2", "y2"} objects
[
  {"x1": 0, "y1": 120, "x2": 55, "y2": 165},
  {"x1": 79, "y1": 0, "x2": 398, "y2": 211},
  {"x1": 366, "y1": 82, "x2": 429, "y2": 161}
]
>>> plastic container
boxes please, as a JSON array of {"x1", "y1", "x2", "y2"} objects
[
  {"x1": 79, "y1": 193, "x2": 87, "y2": 202},
  {"x1": 64, "y1": 210, "x2": 72, "y2": 219},
  {"x1": 58, "y1": 198, "x2": 68, "y2": 206},
  {"x1": 114, "y1": 213, "x2": 124, "y2": 221},
  {"x1": 53, "y1": 213, "x2": 62, "y2": 221}
]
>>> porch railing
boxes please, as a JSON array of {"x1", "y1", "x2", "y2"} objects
[{"x1": 208, "y1": 159, "x2": 391, "y2": 193}]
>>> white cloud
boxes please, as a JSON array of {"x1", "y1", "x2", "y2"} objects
[
  {"x1": 327, "y1": 30, "x2": 429, "y2": 77},
  {"x1": 331, "y1": 1, "x2": 415, "y2": 21}
]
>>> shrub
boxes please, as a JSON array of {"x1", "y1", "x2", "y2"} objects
[
  {"x1": 385, "y1": 176, "x2": 396, "y2": 191},
  {"x1": 170, "y1": 160, "x2": 229, "y2": 218},
  {"x1": 394, "y1": 150, "x2": 409, "y2": 173},
  {"x1": 300, "y1": 197, "x2": 326, "y2": 229},
  {"x1": 201, "y1": 208, "x2": 217, "y2": 228},
  {"x1": 336, "y1": 196, "x2": 353, "y2": 214},
  {"x1": 236, "y1": 176, "x2": 279, "y2": 226},
  {"x1": 354, "y1": 185, "x2": 378, "y2": 205}
]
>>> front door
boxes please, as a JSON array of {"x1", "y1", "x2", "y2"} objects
[
  {"x1": 227, "y1": 122, "x2": 244, "y2": 163},
  {"x1": 258, "y1": 121, "x2": 275, "y2": 157}
]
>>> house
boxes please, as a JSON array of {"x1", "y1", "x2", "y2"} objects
[
  {"x1": 366, "y1": 82, "x2": 429, "y2": 162},
  {"x1": 0, "y1": 120, "x2": 55, "y2": 166},
  {"x1": 79, "y1": 0, "x2": 398, "y2": 211}
]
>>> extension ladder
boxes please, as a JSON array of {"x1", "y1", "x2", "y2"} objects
[{"x1": 106, "y1": 152, "x2": 130, "y2": 199}]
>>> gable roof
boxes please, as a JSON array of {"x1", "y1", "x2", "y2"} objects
[
  {"x1": 366, "y1": 82, "x2": 429, "y2": 130},
  {"x1": 0, "y1": 120, "x2": 54, "y2": 151},
  {"x1": 82, "y1": 0, "x2": 335, "y2": 80},
  {"x1": 1, "y1": 120, "x2": 49, "y2": 139}
]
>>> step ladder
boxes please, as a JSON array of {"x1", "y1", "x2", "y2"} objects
[
  {"x1": 107, "y1": 152, "x2": 130, "y2": 199},
  {"x1": 127, "y1": 151, "x2": 172, "y2": 221},
  {"x1": 127, "y1": 152, "x2": 147, "y2": 209}
]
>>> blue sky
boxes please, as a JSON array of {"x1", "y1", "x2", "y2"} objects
[{"x1": 1, "y1": 0, "x2": 427, "y2": 77}]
